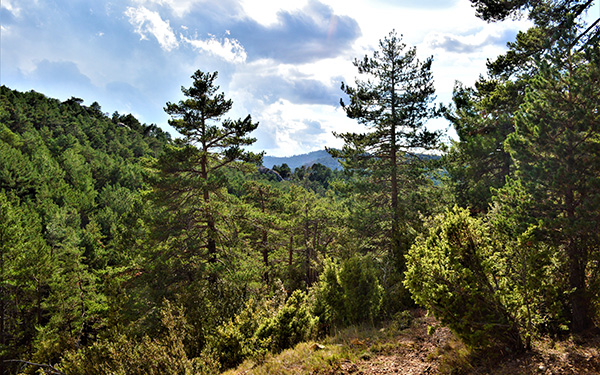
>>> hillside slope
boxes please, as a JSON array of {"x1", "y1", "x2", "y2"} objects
[{"x1": 0, "y1": 86, "x2": 171, "y2": 368}]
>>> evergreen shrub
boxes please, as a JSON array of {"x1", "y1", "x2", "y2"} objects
[
  {"x1": 404, "y1": 206, "x2": 523, "y2": 351},
  {"x1": 313, "y1": 255, "x2": 383, "y2": 330},
  {"x1": 256, "y1": 290, "x2": 317, "y2": 353}
]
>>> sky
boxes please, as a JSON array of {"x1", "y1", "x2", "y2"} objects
[{"x1": 0, "y1": 0, "x2": 542, "y2": 156}]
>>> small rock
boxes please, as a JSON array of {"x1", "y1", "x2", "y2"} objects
[{"x1": 539, "y1": 364, "x2": 546, "y2": 371}]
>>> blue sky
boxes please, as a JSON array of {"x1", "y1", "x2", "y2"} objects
[{"x1": 1, "y1": 0, "x2": 540, "y2": 156}]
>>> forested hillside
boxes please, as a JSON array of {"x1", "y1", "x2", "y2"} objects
[
  {"x1": 1, "y1": 1, "x2": 599, "y2": 374},
  {"x1": 0, "y1": 86, "x2": 173, "y2": 373}
]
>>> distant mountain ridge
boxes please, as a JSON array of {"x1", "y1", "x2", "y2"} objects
[
  {"x1": 262, "y1": 149, "x2": 341, "y2": 170},
  {"x1": 262, "y1": 149, "x2": 441, "y2": 171}
]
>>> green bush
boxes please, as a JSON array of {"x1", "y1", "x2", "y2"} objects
[
  {"x1": 404, "y1": 206, "x2": 523, "y2": 351},
  {"x1": 486, "y1": 193, "x2": 571, "y2": 340},
  {"x1": 312, "y1": 259, "x2": 345, "y2": 330},
  {"x1": 59, "y1": 301, "x2": 212, "y2": 375},
  {"x1": 339, "y1": 255, "x2": 383, "y2": 325},
  {"x1": 313, "y1": 255, "x2": 383, "y2": 330},
  {"x1": 390, "y1": 310, "x2": 413, "y2": 332},
  {"x1": 209, "y1": 320, "x2": 246, "y2": 371},
  {"x1": 207, "y1": 298, "x2": 273, "y2": 371},
  {"x1": 256, "y1": 290, "x2": 317, "y2": 353}
]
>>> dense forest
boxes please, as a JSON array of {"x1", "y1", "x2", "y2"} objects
[{"x1": 1, "y1": 1, "x2": 599, "y2": 374}]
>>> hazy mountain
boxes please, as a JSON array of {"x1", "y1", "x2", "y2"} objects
[
  {"x1": 263, "y1": 149, "x2": 341, "y2": 170},
  {"x1": 262, "y1": 149, "x2": 441, "y2": 171}
]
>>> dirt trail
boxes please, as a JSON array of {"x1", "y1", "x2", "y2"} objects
[
  {"x1": 337, "y1": 312, "x2": 451, "y2": 375},
  {"x1": 334, "y1": 311, "x2": 600, "y2": 375},
  {"x1": 228, "y1": 310, "x2": 600, "y2": 374}
]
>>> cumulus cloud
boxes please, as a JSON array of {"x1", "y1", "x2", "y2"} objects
[
  {"x1": 124, "y1": 0, "x2": 361, "y2": 64},
  {"x1": 235, "y1": 1, "x2": 361, "y2": 63},
  {"x1": 182, "y1": 34, "x2": 247, "y2": 63},
  {"x1": 290, "y1": 120, "x2": 328, "y2": 150},
  {"x1": 240, "y1": 96, "x2": 359, "y2": 156},
  {"x1": 132, "y1": 0, "x2": 242, "y2": 19},
  {"x1": 294, "y1": 120, "x2": 326, "y2": 137},
  {"x1": 239, "y1": 0, "x2": 302, "y2": 26},
  {"x1": 233, "y1": 69, "x2": 340, "y2": 106},
  {"x1": 244, "y1": 99, "x2": 319, "y2": 154},
  {"x1": 0, "y1": 0, "x2": 20, "y2": 32},
  {"x1": 131, "y1": 0, "x2": 197, "y2": 17},
  {"x1": 426, "y1": 27, "x2": 518, "y2": 53},
  {"x1": 125, "y1": 6, "x2": 178, "y2": 51},
  {"x1": 1, "y1": 0, "x2": 20, "y2": 17}
]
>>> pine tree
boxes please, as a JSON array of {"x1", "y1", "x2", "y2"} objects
[
  {"x1": 329, "y1": 30, "x2": 440, "y2": 261},
  {"x1": 446, "y1": 0, "x2": 599, "y2": 213},
  {"x1": 505, "y1": 46, "x2": 600, "y2": 332},
  {"x1": 241, "y1": 181, "x2": 285, "y2": 286},
  {"x1": 153, "y1": 70, "x2": 261, "y2": 268},
  {"x1": 444, "y1": 79, "x2": 519, "y2": 213},
  {"x1": 443, "y1": 24, "x2": 553, "y2": 213},
  {"x1": 0, "y1": 192, "x2": 51, "y2": 373}
]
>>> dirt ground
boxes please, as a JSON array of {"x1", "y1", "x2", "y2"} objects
[
  {"x1": 227, "y1": 310, "x2": 600, "y2": 375},
  {"x1": 330, "y1": 310, "x2": 600, "y2": 375}
]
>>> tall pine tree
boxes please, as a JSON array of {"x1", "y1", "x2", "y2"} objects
[
  {"x1": 329, "y1": 30, "x2": 440, "y2": 263},
  {"x1": 151, "y1": 70, "x2": 261, "y2": 269}
]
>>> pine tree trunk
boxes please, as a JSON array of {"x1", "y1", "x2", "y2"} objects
[
  {"x1": 390, "y1": 73, "x2": 400, "y2": 262},
  {"x1": 200, "y1": 145, "x2": 217, "y2": 284},
  {"x1": 564, "y1": 159, "x2": 593, "y2": 332},
  {"x1": 305, "y1": 213, "x2": 312, "y2": 286},
  {"x1": 262, "y1": 229, "x2": 269, "y2": 285},
  {"x1": 567, "y1": 240, "x2": 593, "y2": 332}
]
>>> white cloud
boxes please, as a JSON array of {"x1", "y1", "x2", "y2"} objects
[
  {"x1": 237, "y1": 93, "x2": 361, "y2": 156},
  {"x1": 182, "y1": 34, "x2": 247, "y2": 63},
  {"x1": 1, "y1": 0, "x2": 21, "y2": 17},
  {"x1": 125, "y1": 6, "x2": 179, "y2": 51},
  {"x1": 1, "y1": 0, "x2": 21, "y2": 34},
  {"x1": 423, "y1": 24, "x2": 518, "y2": 54},
  {"x1": 239, "y1": 0, "x2": 308, "y2": 26},
  {"x1": 131, "y1": 0, "x2": 196, "y2": 17},
  {"x1": 131, "y1": 0, "x2": 242, "y2": 19}
]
